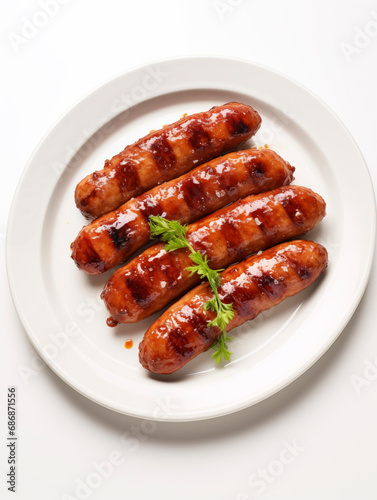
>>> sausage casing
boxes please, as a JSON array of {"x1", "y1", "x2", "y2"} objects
[
  {"x1": 139, "y1": 240, "x2": 328, "y2": 374},
  {"x1": 71, "y1": 148, "x2": 294, "y2": 275},
  {"x1": 75, "y1": 102, "x2": 262, "y2": 219},
  {"x1": 102, "y1": 186, "x2": 326, "y2": 323}
]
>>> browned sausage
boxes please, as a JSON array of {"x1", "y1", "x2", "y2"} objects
[
  {"x1": 71, "y1": 148, "x2": 294, "y2": 275},
  {"x1": 102, "y1": 186, "x2": 326, "y2": 324},
  {"x1": 139, "y1": 240, "x2": 328, "y2": 374},
  {"x1": 75, "y1": 102, "x2": 262, "y2": 219}
]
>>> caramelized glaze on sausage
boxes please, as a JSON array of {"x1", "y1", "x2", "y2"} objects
[
  {"x1": 75, "y1": 102, "x2": 262, "y2": 219},
  {"x1": 139, "y1": 240, "x2": 328, "y2": 374},
  {"x1": 102, "y1": 186, "x2": 326, "y2": 323},
  {"x1": 71, "y1": 149, "x2": 294, "y2": 275}
]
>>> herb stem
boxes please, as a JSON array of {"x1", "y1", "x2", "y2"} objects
[{"x1": 148, "y1": 215, "x2": 235, "y2": 363}]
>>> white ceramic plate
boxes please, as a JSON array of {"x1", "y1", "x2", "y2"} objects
[{"x1": 6, "y1": 56, "x2": 376, "y2": 421}]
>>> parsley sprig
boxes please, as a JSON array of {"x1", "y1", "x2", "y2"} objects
[{"x1": 148, "y1": 215, "x2": 235, "y2": 364}]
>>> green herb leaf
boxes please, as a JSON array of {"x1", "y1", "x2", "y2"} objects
[
  {"x1": 211, "y1": 331, "x2": 235, "y2": 364},
  {"x1": 148, "y1": 215, "x2": 235, "y2": 364},
  {"x1": 149, "y1": 216, "x2": 188, "y2": 251}
]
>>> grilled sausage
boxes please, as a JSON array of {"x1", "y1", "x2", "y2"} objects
[
  {"x1": 75, "y1": 102, "x2": 262, "y2": 219},
  {"x1": 139, "y1": 240, "x2": 328, "y2": 374},
  {"x1": 71, "y1": 149, "x2": 294, "y2": 275},
  {"x1": 102, "y1": 186, "x2": 326, "y2": 324}
]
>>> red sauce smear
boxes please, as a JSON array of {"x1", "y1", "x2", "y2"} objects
[{"x1": 124, "y1": 339, "x2": 133, "y2": 349}]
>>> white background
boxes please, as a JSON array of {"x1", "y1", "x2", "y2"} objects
[{"x1": 1, "y1": 1, "x2": 377, "y2": 499}]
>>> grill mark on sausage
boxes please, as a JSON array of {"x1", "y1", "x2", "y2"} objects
[
  {"x1": 136, "y1": 196, "x2": 164, "y2": 225},
  {"x1": 218, "y1": 177, "x2": 240, "y2": 198},
  {"x1": 283, "y1": 254, "x2": 313, "y2": 281},
  {"x1": 244, "y1": 159, "x2": 268, "y2": 186},
  {"x1": 107, "y1": 225, "x2": 131, "y2": 250},
  {"x1": 219, "y1": 219, "x2": 245, "y2": 253},
  {"x1": 78, "y1": 171, "x2": 109, "y2": 209},
  {"x1": 248, "y1": 206, "x2": 269, "y2": 235},
  {"x1": 252, "y1": 272, "x2": 286, "y2": 300},
  {"x1": 78, "y1": 192, "x2": 93, "y2": 208},
  {"x1": 116, "y1": 159, "x2": 141, "y2": 195},
  {"x1": 181, "y1": 177, "x2": 207, "y2": 211},
  {"x1": 79, "y1": 235, "x2": 106, "y2": 273},
  {"x1": 279, "y1": 196, "x2": 304, "y2": 225},
  {"x1": 222, "y1": 264, "x2": 286, "y2": 310},
  {"x1": 142, "y1": 249, "x2": 186, "y2": 289},
  {"x1": 134, "y1": 209, "x2": 149, "y2": 228},
  {"x1": 253, "y1": 161, "x2": 266, "y2": 176},
  {"x1": 188, "y1": 309, "x2": 214, "y2": 343},
  {"x1": 125, "y1": 274, "x2": 153, "y2": 308},
  {"x1": 215, "y1": 162, "x2": 242, "y2": 197},
  {"x1": 144, "y1": 134, "x2": 177, "y2": 172},
  {"x1": 160, "y1": 256, "x2": 185, "y2": 288},
  {"x1": 221, "y1": 280, "x2": 256, "y2": 319},
  {"x1": 186, "y1": 121, "x2": 212, "y2": 151},
  {"x1": 168, "y1": 308, "x2": 213, "y2": 358},
  {"x1": 248, "y1": 196, "x2": 294, "y2": 237},
  {"x1": 168, "y1": 327, "x2": 196, "y2": 358},
  {"x1": 251, "y1": 160, "x2": 266, "y2": 178},
  {"x1": 226, "y1": 113, "x2": 249, "y2": 136}
]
